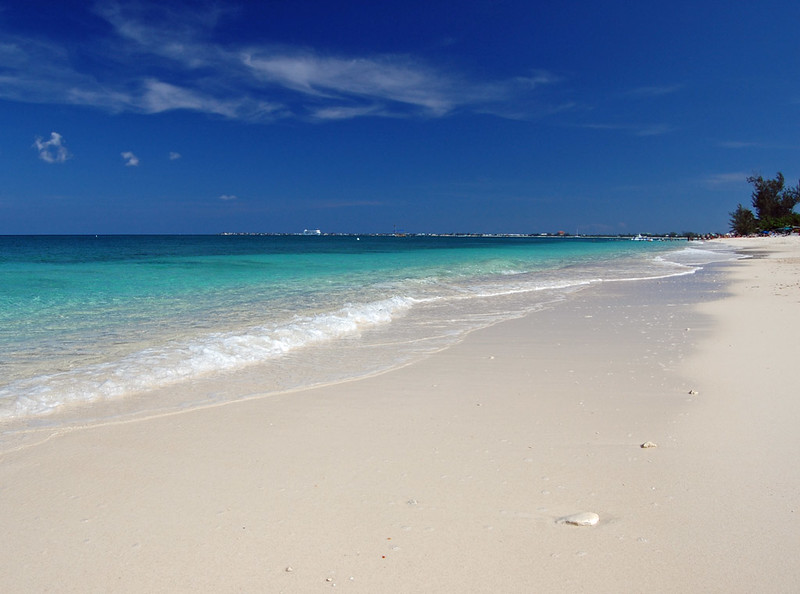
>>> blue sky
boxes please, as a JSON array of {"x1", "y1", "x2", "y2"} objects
[{"x1": 1, "y1": 0, "x2": 799, "y2": 234}]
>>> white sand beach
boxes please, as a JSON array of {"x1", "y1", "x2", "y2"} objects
[{"x1": 1, "y1": 236, "x2": 799, "y2": 593}]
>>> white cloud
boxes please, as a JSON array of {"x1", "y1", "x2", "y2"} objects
[
  {"x1": 141, "y1": 79, "x2": 239, "y2": 117},
  {"x1": 219, "y1": 194, "x2": 237, "y2": 201},
  {"x1": 33, "y1": 132, "x2": 71, "y2": 163},
  {"x1": 718, "y1": 140, "x2": 761, "y2": 149},
  {"x1": 580, "y1": 122, "x2": 673, "y2": 137},
  {"x1": 241, "y1": 52, "x2": 456, "y2": 116},
  {"x1": 93, "y1": 1, "x2": 229, "y2": 68},
  {"x1": 311, "y1": 105, "x2": 384, "y2": 121},
  {"x1": 704, "y1": 172, "x2": 748, "y2": 186},
  {"x1": 629, "y1": 84, "x2": 684, "y2": 97},
  {"x1": 121, "y1": 151, "x2": 140, "y2": 166},
  {"x1": 169, "y1": 151, "x2": 181, "y2": 160},
  {"x1": 0, "y1": 4, "x2": 560, "y2": 123}
]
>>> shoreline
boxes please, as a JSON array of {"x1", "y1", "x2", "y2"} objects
[
  {"x1": 2, "y1": 236, "x2": 711, "y2": 429},
  {"x1": 1, "y1": 237, "x2": 798, "y2": 592},
  {"x1": 0, "y1": 241, "x2": 728, "y2": 449}
]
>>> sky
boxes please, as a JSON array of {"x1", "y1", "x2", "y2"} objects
[{"x1": 1, "y1": 0, "x2": 799, "y2": 235}]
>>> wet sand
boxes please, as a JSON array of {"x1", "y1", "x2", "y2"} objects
[{"x1": 1, "y1": 236, "x2": 798, "y2": 592}]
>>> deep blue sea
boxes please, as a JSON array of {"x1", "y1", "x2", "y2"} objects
[{"x1": 0, "y1": 235, "x2": 737, "y2": 433}]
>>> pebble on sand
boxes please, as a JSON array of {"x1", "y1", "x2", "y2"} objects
[
  {"x1": 558, "y1": 512, "x2": 600, "y2": 526},
  {"x1": 640, "y1": 441, "x2": 658, "y2": 449}
]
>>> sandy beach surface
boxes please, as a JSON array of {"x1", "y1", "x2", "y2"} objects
[{"x1": 1, "y1": 236, "x2": 799, "y2": 593}]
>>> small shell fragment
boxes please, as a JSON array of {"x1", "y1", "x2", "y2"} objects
[
  {"x1": 640, "y1": 441, "x2": 658, "y2": 449},
  {"x1": 688, "y1": 389, "x2": 699, "y2": 395},
  {"x1": 558, "y1": 512, "x2": 599, "y2": 526}
]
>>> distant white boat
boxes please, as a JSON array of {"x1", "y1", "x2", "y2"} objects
[
  {"x1": 631, "y1": 234, "x2": 652, "y2": 241},
  {"x1": 302, "y1": 229, "x2": 321, "y2": 235}
]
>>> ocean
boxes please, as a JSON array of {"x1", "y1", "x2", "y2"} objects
[{"x1": 0, "y1": 234, "x2": 737, "y2": 437}]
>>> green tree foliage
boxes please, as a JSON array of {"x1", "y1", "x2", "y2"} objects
[
  {"x1": 729, "y1": 203, "x2": 759, "y2": 235},
  {"x1": 745, "y1": 172, "x2": 800, "y2": 230}
]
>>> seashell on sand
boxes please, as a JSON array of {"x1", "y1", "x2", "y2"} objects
[
  {"x1": 558, "y1": 512, "x2": 599, "y2": 526},
  {"x1": 640, "y1": 441, "x2": 658, "y2": 449}
]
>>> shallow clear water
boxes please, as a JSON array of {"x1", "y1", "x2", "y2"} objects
[{"x1": 0, "y1": 235, "x2": 738, "y2": 429}]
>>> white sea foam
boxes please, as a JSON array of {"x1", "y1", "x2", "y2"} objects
[
  {"x1": 655, "y1": 244, "x2": 742, "y2": 267},
  {"x1": 0, "y1": 296, "x2": 416, "y2": 419}
]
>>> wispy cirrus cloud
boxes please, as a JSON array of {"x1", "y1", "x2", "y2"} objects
[
  {"x1": 580, "y1": 122, "x2": 674, "y2": 137},
  {"x1": 717, "y1": 140, "x2": 797, "y2": 150},
  {"x1": 628, "y1": 83, "x2": 684, "y2": 97},
  {"x1": 219, "y1": 194, "x2": 238, "y2": 201},
  {"x1": 241, "y1": 51, "x2": 456, "y2": 117},
  {"x1": 570, "y1": 84, "x2": 683, "y2": 138},
  {"x1": 93, "y1": 1, "x2": 230, "y2": 66},
  {"x1": 703, "y1": 172, "x2": 748, "y2": 186},
  {"x1": 33, "y1": 132, "x2": 71, "y2": 163},
  {"x1": 633, "y1": 123, "x2": 673, "y2": 137},
  {"x1": 718, "y1": 140, "x2": 800, "y2": 151},
  {"x1": 717, "y1": 140, "x2": 763, "y2": 149},
  {"x1": 310, "y1": 199, "x2": 387, "y2": 209},
  {"x1": 0, "y1": 1, "x2": 561, "y2": 123}
]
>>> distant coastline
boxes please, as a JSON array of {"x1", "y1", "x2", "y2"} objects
[{"x1": 218, "y1": 231, "x2": 698, "y2": 240}]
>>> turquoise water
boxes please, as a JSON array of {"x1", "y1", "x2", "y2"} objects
[{"x1": 0, "y1": 235, "x2": 735, "y2": 428}]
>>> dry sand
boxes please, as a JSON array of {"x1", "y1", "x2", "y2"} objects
[{"x1": 1, "y1": 236, "x2": 798, "y2": 593}]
